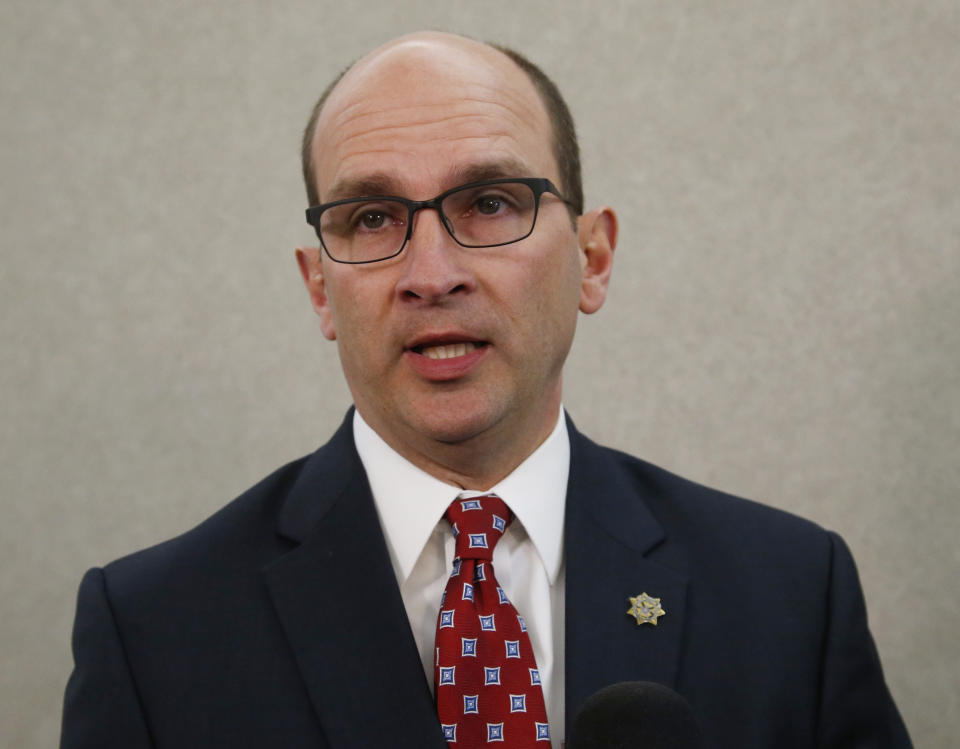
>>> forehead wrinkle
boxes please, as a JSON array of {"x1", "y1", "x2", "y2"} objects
[
  {"x1": 322, "y1": 72, "x2": 547, "y2": 145},
  {"x1": 329, "y1": 94, "x2": 540, "y2": 143},
  {"x1": 334, "y1": 115, "x2": 523, "y2": 155}
]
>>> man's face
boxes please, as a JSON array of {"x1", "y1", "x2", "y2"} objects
[{"x1": 298, "y1": 34, "x2": 612, "y2": 475}]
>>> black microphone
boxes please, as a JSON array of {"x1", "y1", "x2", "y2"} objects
[{"x1": 567, "y1": 681, "x2": 703, "y2": 749}]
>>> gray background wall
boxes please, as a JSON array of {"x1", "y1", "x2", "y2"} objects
[{"x1": 2, "y1": 1, "x2": 957, "y2": 746}]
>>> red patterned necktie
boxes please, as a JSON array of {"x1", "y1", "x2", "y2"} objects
[{"x1": 434, "y1": 494, "x2": 551, "y2": 747}]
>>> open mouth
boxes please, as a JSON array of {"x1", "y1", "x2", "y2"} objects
[{"x1": 411, "y1": 341, "x2": 489, "y2": 360}]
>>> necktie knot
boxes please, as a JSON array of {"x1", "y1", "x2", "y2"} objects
[{"x1": 446, "y1": 494, "x2": 512, "y2": 561}]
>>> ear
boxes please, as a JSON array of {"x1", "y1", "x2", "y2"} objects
[
  {"x1": 577, "y1": 207, "x2": 617, "y2": 314},
  {"x1": 295, "y1": 247, "x2": 337, "y2": 340}
]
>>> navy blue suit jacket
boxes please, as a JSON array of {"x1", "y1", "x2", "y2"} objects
[{"x1": 61, "y1": 412, "x2": 911, "y2": 747}]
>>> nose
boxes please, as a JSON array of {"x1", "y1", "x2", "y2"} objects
[{"x1": 395, "y1": 207, "x2": 476, "y2": 304}]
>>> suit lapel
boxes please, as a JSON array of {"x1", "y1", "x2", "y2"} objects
[
  {"x1": 564, "y1": 422, "x2": 689, "y2": 727},
  {"x1": 263, "y1": 414, "x2": 447, "y2": 749}
]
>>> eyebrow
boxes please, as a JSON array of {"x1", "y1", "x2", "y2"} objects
[
  {"x1": 323, "y1": 157, "x2": 538, "y2": 204},
  {"x1": 449, "y1": 158, "x2": 537, "y2": 185},
  {"x1": 323, "y1": 173, "x2": 399, "y2": 203}
]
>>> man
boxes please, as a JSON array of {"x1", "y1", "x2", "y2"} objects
[{"x1": 61, "y1": 32, "x2": 911, "y2": 748}]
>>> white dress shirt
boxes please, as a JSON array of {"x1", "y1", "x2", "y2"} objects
[{"x1": 353, "y1": 408, "x2": 569, "y2": 747}]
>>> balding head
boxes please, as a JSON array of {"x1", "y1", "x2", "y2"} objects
[{"x1": 300, "y1": 32, "x2": 582, "y2": 214}]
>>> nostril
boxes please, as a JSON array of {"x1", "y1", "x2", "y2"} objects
[{"x1": 401, "y1": 282, "x2": 466, "y2": 301}]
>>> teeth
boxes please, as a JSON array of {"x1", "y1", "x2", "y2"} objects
[{"x1": 421, "y1": 342, "x2": 478, "y2": 360}]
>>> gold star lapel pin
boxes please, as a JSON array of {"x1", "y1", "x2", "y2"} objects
[{"x1": 627, "y1": 592, "x2": 666, "y2": 626}]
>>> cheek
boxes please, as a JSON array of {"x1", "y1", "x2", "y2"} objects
[
  {"x1": 531, "y1": 237, "x2": 583, "y2": 312},
  {"x1": 510, "y1": 241, "x2": 583, "y2": 348},
  {"x1": 324, "y1": 280, "x2": 381, "y2": 367},
  {"x1": 325, "y1": 272, "x2": 387, "y2": 336}
]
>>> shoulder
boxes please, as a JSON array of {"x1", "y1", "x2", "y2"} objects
[
  {"x1": 99, "y1": 410, "x2": 362, "y2": 594},
  {"x1": 570, "y1": 427, "x2": 837, "y2": 573},
  {"x1": 624, "y1": 445, "x2": 825, "y2": 538},
  {"x1": 98, "y1": 454, "x2": 312, "y2": 596}
]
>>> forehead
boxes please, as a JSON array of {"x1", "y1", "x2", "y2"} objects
[{"x1": 311, "y1": 37, "x2": 557, "y2": 201}]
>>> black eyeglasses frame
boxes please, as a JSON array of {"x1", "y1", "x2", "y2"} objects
[{"x1": 304, "y1": 177, "x2": 572, "y2": 265}]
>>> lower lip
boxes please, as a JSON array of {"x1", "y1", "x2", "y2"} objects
[{"x1": 403, "y1": 345, "x2": 489, "y2": 381}]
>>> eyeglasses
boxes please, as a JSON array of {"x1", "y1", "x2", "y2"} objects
[{"x1": 304, "y1": 177, "x2": 572, "y2": 264}]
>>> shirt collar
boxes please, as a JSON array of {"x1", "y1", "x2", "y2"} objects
[{"x1": 353, "y1": 408, "x2": 569, "y2": 586}]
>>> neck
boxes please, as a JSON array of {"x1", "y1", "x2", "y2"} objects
[{"x1": 356, "y1": 401, "x2": 562, "y2": 491}]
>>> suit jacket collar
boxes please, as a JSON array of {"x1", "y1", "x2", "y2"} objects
[{"x1": 274, "y1": 411, "x2": 359, "y2": 545}]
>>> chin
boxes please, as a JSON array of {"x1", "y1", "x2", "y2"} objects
[
  {"x1": 411, "y1": 409, "x2": 498, "y2": 445},
  {"x1": 400, "y1": 391, "x2": 508, "y2": 446}
]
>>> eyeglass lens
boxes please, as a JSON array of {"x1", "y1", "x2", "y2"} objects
[{"x1": 318, "y1": 181, "x2": 539, "y2": 263}]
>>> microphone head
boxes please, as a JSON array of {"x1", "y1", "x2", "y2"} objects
[{"x1": 567, "y1": 681, "x2": 703, "y2": 749}]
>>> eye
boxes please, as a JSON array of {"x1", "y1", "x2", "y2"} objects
[
  {"x1": 345, "y1": 202, "x2": 405, "y2": 233},
  {"x1": 476, "y1": 195, "x2": 504, "y2": 215},
  {"x1": 444, "y1": 183, "x2": 530, "y2": 223},
  {"x1": 358, "y1": 211, "x2": 388, "y2": 229}
]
